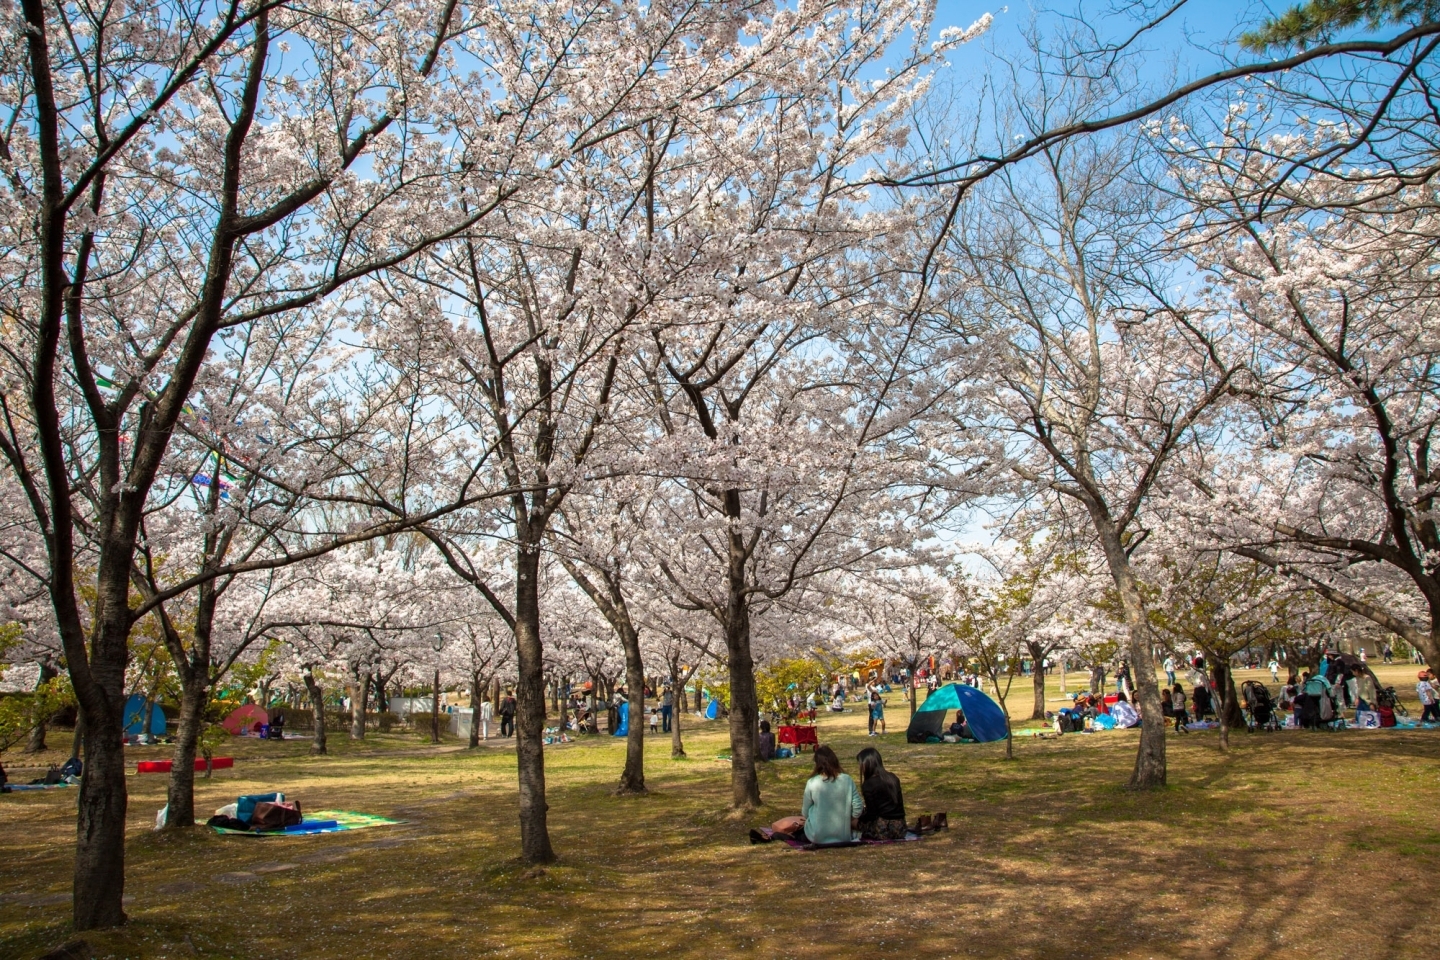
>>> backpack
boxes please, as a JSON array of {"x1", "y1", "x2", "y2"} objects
[
  {"x1": 1318, "y1": 694, "x2": 1334, "y2": 721},
  {"x1": 1378, "y1": 706, "x2": 1396, "y2": 728},
  {"x1": 251, "y1": 800, "x2": 303, "y2": 830}
]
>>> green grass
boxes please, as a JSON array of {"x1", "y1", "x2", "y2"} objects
[{"x1": 2, "y1": 667, "x2": 1438, "y2": 959}]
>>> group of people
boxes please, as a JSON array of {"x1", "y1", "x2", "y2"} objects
[
  {"x1": 474, "y1": 692, "x2": 516, "y2": 739},
  {"x1": 791, "y1": 745, "x2": 910, "y2": 844}
]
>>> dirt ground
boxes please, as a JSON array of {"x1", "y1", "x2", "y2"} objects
[{"x1": 1, "y1": 663, "x2": 1437, "y2": 960}]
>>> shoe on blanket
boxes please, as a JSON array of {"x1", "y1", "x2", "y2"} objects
[
  {"x1": 933, "y1": 812, "x2": 948, "y2": 830},
  {"x1": 914, "y1": 815, "x2": 933, "y2": 834}
]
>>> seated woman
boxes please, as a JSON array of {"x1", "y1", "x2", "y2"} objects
[
  {"x1": 947, "y1": 709, "x2": 971, "y2": 739},
  {"x1": 800, "y1": 745, "x2": 862, "y2": 845},
  {"x1": 756, "y1": 719, "x2": 776, "y2": 761},
  {"x1": 855, "y1": 747, "x2": 907, "y2": 840},
  {"x1": 1109, "y1": 693, "x2": 1139, "y2": 728}
]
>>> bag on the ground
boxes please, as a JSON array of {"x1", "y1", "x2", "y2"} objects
[
  {"x1": 206, "y1": 814, "x2": 250, "y2": 831},
  {"x1": 251, "y1": 800, "x2": 303, "y2": 830},
  {"x1": 1378, "y1": 706, "x2": 1397, "y2": 728},
  {"x1": 236, "y1": 792, "x2": 284, "y2": 823},
  {"x1": 1356, "y1": 710, "x2": 1381, "y2": 729}
]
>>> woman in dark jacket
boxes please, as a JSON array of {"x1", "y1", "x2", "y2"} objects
[{"x1": 855, "y1": 747, "x2": 907, "y2": 840}]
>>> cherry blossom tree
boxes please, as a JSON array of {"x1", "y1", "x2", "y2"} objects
[
  {"x1": 1168, "y1": 120, "x2": 1440, "y2": 668},
  {"x1": 933, "y1": 69, "x2": 1246, "y2": 787},
  {"x1": 0, "y1": 0, "x2": 558, "y2": 924}
]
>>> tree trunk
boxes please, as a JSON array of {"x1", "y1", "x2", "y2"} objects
[
  {"x1": 372, "y1": 672, "x2": 388, "y2": 713},
  {"x1": 162, "y1": 676, "x2": 207, "y2": 829},
  {"x1": 512, "y1": 547, "x2": 556, "y2": 864},
  {"x1": 1212, "y1": 660, "x2": 1243, "y2": 752},
  {"x1": 430, "y1": 667, "x2": 441, "y2": 744},
  {"x1": 25, "y1": 659, "x2": 58, "y2": 752},
  {"x1": 1092, "y1": 514, "x2": 1167, "y2": 790},
  {"x1": 617, "y1": 624, "x2": 646, "y2": 795},
  {"x1": 303, "y1": 668, "x2": 327, "y2": 756},
  {"x1": 724, "y1": 578, "x2": 761, "y2": 808},
  {"x1": 73, "y1": 680, "x2": 127, "y2": 929},
  {"x1": 1027, "y1": 642, "x2": 1047, "y2": 720},
  {"x1": 670, "y1": 664, "x2": 686, "y2": 758},
  {"x1": 68, "y1": 707, "x2": 84, "y2": 764},
  {"x1": 348, "y1": 664, "x2": 367, "y2": 740},
  {"x1": 558, "y1": 675, "x2": 570, "y2": 735},
  {"x1": 469, "y1": 671, "x2": 482, "y2": 749}
]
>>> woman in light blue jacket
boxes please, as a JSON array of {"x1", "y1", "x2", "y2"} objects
[{"x1": 800, "y1": 745, "x2": 862, "y2": 844}]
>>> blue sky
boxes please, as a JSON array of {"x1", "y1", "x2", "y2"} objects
[{"x1": 933, "y1": 1, "x2": 1282, "y2": 91}]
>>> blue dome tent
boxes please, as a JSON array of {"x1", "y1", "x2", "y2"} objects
[
  {"x1": 905, "y1": 683, "x2": 1008, "y2": 743},
  {"x1": 123, "y1": 694, "x2": 166, "y2": 737}
]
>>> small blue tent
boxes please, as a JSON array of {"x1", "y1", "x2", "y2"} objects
[
  {"x1": 612, "y1": 701, "x2": 629, "y2": 736},
  {"x1": 123, "y1": 694, "x2": 166, "y2": 737},
  {"x1": 906, "y1": 683, "x2": 1008, "y2": 743},
  {"x1": 703, "y1": 697, "x2": 720, "y2": 720}
]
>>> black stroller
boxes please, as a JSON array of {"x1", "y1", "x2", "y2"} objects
[{"x1": 1241, "y1": 681, "x2": 1279, "y2": 731}]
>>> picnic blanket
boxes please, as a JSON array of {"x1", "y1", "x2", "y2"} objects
[
  {"x1": 5, "y1": 782, "x2": 73, "y2": 791},
  {"x1": 749, "y1": 826, "x2": 923, "y2": 849},
  {"x1": 210, "y1": 810, "x2": 407, "y2": 836}
]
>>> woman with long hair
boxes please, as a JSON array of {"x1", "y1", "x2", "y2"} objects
[
  {"x1": 800, "y1": 745, "x2": 862, "y2": 844},
  {"x1": 855, "y1": 747, "x2": 907, "y2": 840}
]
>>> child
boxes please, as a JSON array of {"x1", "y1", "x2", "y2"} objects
[
  {"x1": 649, "y1": 706, "x2": 660, "y2": 733},
  {"x1": 869, "y1": 693, "x2": 885, "y2": 736},
  {"x1": 1172, "y1": 683, "x2": 1190, "y2": 732},
  {"x1": 1419, "y1": 671, "x2": 1440, "y2": 722}
]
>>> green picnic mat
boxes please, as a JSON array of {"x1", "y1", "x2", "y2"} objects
[{"x1": 211, "y1": 809, "x2": 407, "y2": 836}]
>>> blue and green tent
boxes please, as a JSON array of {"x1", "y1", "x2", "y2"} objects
[{"x1": 905, "y1": 683, "x2": 1009, "y2": 743}]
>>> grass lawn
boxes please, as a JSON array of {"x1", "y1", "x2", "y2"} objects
[{"x1": 2, "y1": 664, "x2": 1438, "y2": 959}]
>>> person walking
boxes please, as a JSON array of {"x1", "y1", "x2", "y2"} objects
[
  {"x1": 1268, "y1": 657, "x2": 1280, "y2": 683},
  {"x1": 499, "y1": 690, "x2": 516, "y2": 738},
  {"x1": 480, "y1": 697, "x2": 494, "y2": 741},
  {"x1": 661, "y1": 686, "x2": 673, "y2": 733},
  {"x1": 1163, "y1": 655, "x2": 1176, "y2": 688},
  {"x1": 868, "y1": 693, "x2": 885, "y2": 736}
]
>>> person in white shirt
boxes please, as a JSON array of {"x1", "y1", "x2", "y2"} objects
[
  {"x1": 1163, "y1": 656, "x2": 1176, "y2": 687},
  {"x1": 1110, "y1": 693, "x2": 1140, "y2": 729},
  {"x1": 479, "y1": 698, "x2": 494, "y2": 740}
]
